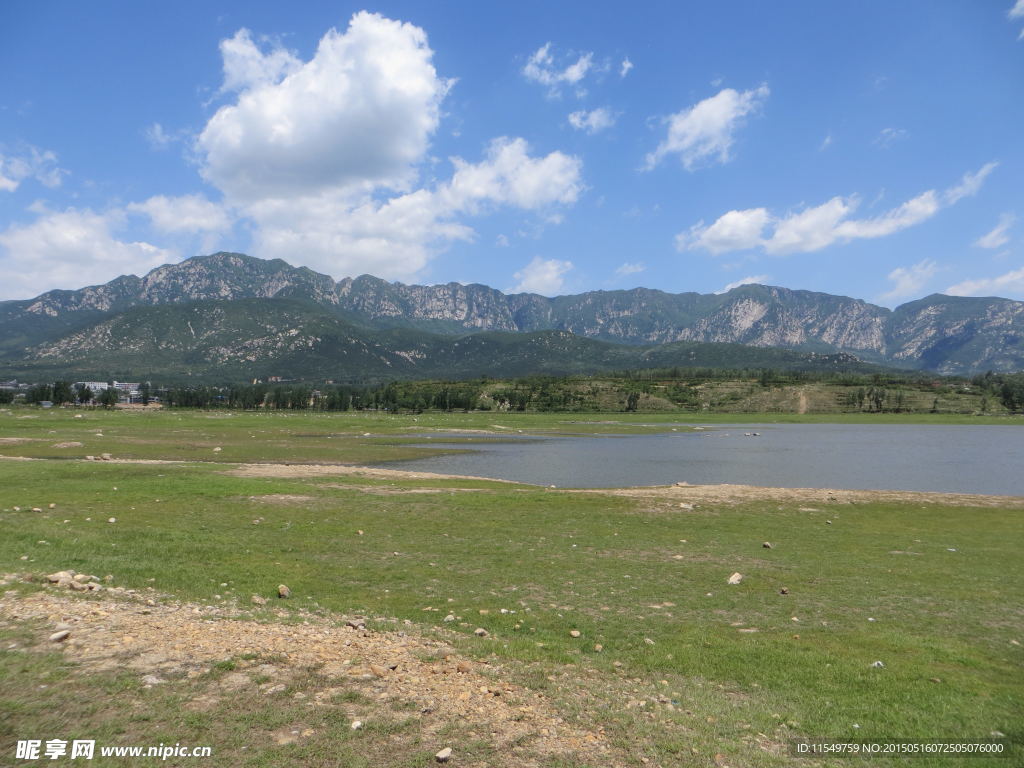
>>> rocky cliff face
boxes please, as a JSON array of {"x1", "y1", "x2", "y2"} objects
[{"x1": 2, "y1": 252, "x2": 1022, "y2": 373}]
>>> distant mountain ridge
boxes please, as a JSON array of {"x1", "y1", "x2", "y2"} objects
[{"x1": 2, "y1": 251, "x2": 1022, "y2": 377}]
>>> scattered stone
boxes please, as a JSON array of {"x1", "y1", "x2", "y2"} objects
[
  {"x1": 141, "y1": 674, "x2": 165, "y2": 686},
  {"x1": 48, "y1": 503, "x2": 56, "y2": 509},
  {"x1": 643, "y1": 637, "x2": 655, "y2": 646},
  {"x1": 456, "y1": 661, "x2": 472, "y2": 674},
  {"x1": 727, "y1": 572, "x2": 743, "y2": 585},
  {"x1": 49, "y1": 630, "x2": 71, "y2": 643},
  {"x1": 443, "y1": 614, "x2": 455, "y2": 622},
  {"x1": 569, "y1": 630, "x2": 581, "y2": 638},
  {"x1": 251, "y1": 595, "x2": 267, "y2": 606},
  {"x1": 435, "y1": 747, "x2": 452, "y2": 763},
  {"x1": 474, "y1": 627, "x2": 489, "y2": 637},
  {"x1": 870, "y1": 660, "x2": 885, "y2": 668},
  {"x1": 213, "y1": 447, "x2": 222, "y2": 453},
  {"x1": 370, "y1": 663, "x2": 388, "y2": 678},
  {"x1": 779, "y1": 588, "x2": 789, "y2": 595},
  {"x1": 762, "y1": 542, "x2": 772, "y2": 549},
  {"x1": 351, "y1": 720, "x2": 363, "y2": 731},
  {"x1": 593, "y1": 643, "x2": 603, "y2": 652},
  {"x1": 929, "y1": 677, "x2": 942, "y2": 683},
  {"x1": 277, "y1": 584, "x2": 291, "y2": 599},
  {"x1": 100, "y1": 453, "x2": 112, "y2": 461},
  {"x1": 31, "y1": 507, "x2": 42, "y2": 513},
  {"x1": 345, "y1": 619, "x2": 365, "y2": 630},
  {"x1": 107, "y1": 518, "x2": 116, "y2": 524}
]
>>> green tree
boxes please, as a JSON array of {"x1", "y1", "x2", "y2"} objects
[
  {"x1": 98, "y1": 387, "x2": 119, "y2": 408},
  {"x1": 52, "y1": 380, "x2": 74, "y2": 405}
]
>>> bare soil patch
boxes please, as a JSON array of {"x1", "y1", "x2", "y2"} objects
[
  {"x1": 578, "y1": 482, "x2": 1024, "y2": 508},
  {"x1": 248, "y1": 494, "x2": 318, "y2": 505},
  {"x1": 0, "y1": 586, "x2": 615, "y2": 765}
]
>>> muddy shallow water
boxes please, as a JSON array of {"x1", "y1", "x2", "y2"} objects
[{"x1": 375, "y1": 424, "x2": 1024, "y2": 494}]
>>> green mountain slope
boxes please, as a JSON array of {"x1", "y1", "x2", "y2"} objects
[{"x1": 4, "y1": 297, "x2": 888, "y2": 383}]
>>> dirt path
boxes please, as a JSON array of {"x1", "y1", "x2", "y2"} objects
[{"x1": 0, "y1": 585, "x2": 614, "y2": 765}]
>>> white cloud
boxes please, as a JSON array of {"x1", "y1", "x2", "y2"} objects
[
  {"x1": 974, "y1": 213, "x2": 1016, "y2": 249},
  {"x1": 218, "y1": 28, "x2": 301, "y2": 94},
  {"x1": 145, "y1": 123, "x2": 175, "y2": 149},
  {"x1": 716, "y1": 275, "x2": 770, "y2": 294},
  {"x1": 442, "y1": 137, "x2": 582, "y2": 212},
  {"x1": 819, "y1": 133, "x2": 833, "y2": 151},
  {"x1": 0, "y1": 145, "x2": 67, "y2": 192},
  {"x1": 678, "y1": 208, "x2": 770, "y2": 254},
  {"x1": 946, "y1": 266, "x2": 1024, "y2": 298},
  {"x1": 644, "y1": 84, "x2": 769, "y2": 171},
  {"x1": 568, "y1": 107, "x2": 616, "y2": 134},
  {"x1": 614, "y1": 261, "x2": 646, "y2": 277},
  {"x1": 247, "y1": 137, "x2": 582, "y2": 279},
  {"x1": 194, "y1": 14, "x2": 581, "y2": 281},
  {"x1": 512, "y1": 256, "x2": 573, "y2": 295},
  {"x1": 522, "y1": 43, "x2": 594, "y2": 95},
  {"x1": 880, "y1": 259, "x2": 939, "y2": 302},
  {"x1": 943, "y1": 162, "x2": 998, "y2": 205},
  {"x1": 874, "y1": 127, "x2": 908, "y2": 148},
  {"x1": 620, "y1": 58, "x2": 633, "y2": 78},
  {"x1": 0, "y1": 207, "x2": 175, "y2": 300},
  {"x1": 126, "y1": 194, "x2": 231, "y2": 233},
  {"x1": 198, "y1": 12, "x2": 452, "y2": 204},
  {"x1": 144, "y1": 123, "x2": 191, "y2": 150},
  {"x1": 684, "y1": 164, "x2": 995, "y2": 256},
  {"x1": 832, "y1": 190, "x2": 939, "y2": 241},
  {"x1": 1013, "y1": 0, "x2": 1024, "y2": 18}
]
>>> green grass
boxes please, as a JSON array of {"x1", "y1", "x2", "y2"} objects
[{"x1": 1, "y1": 408, "x2": 1022, "y2": 766}]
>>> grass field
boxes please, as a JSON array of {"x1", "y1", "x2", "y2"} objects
[{"x1": 1, "y1": 407, "x2": 1021, "y2": 766}]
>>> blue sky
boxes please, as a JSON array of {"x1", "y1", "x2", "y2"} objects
[{"x1": 1, "y1": 1, "x2": 1022, "y2": 305}]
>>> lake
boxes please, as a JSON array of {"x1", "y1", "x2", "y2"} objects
[{"x1": 377, "y1": 424, "x2": 1024, "y2": 495}]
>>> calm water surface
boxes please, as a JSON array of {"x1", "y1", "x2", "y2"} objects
[{"x1": 376, "y1": 424, "x2": 1024, "y2": 494}]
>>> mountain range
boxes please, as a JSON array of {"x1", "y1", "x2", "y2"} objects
[{"x1": 1, "y1": 252, "x2": 1022, "y2": 382}]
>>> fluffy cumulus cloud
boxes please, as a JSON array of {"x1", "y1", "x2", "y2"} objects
[
  {"x1": 947, "y1": 266, "x2": 1024, "y2": 297},
  {"x1": 975, "y1": 213, "x2": 1016, "y2": 249},
  {"x1": 246, "y1": 137, "x2": 582, "y2": 278},
  {"x1": 199, "y1": 12, "x2": 451, "y2": 203},
  {"x1": 716, "y1": 275, "x2": 771, "y2": 294},
  {"x1": 218, "y1": 28, "x2": 302, "y2": 94},
  {"x1": 192, "y1": 13, "x2": 582, "y2": 280},
  {"x1": 126, "y1": 194, "x2": 230, "y2": 233},
  {"x1": 0, "y1": 145, "x2": 67, "y2": 192},
  {"x1": 522, "y1": 43, "x2": 594, "y2": 96},
  {"x1": 644, "y1": 84, "x2": 769, "y2": 171},
  {"x1": 880, "y1": 259, "x2": 939, "y2": 302},
  {"x1": 512, "y1": 256, "x2": 573, "y2": 295},
  {"x1": 0, "y1": 207, "x2": 175, "y2": 299},
  {"x1": 568, "y1": 107, "x2": 616, "y2": 134},
  {"x1": 682, "y1": 163, "x2": 995, "y2": 256},
  {"x1": 680, "y1": 207, "x2": 771, "y2": 254}
]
